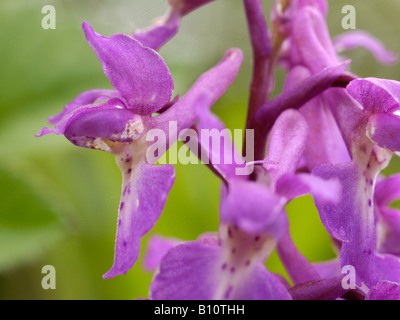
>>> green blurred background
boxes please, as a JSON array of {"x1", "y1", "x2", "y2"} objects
[{"x1": 1, "y1": 0, "x2": 400, "y2": 299}]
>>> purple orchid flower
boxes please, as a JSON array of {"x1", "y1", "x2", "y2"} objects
[
  {"x1": 375, "y1": 173, "x2": 400, "y2": 256},
  {"x1": 147, "y1": 105, "x2": 342, "y2": 300},
  {"x1": 37, "y1": 21, "x2": 243, "y2": 279},
  {"x1": 278, "y1": 3, "x2": 399, "y2": 288}
]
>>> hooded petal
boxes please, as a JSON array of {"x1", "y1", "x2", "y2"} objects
[
  {"x1": 47, "y1": 89, "x2": 119, "y2": 125},
  {"x1": 347, "y1": 78, "x2": 400, "y2": 114},
  {"x1": 82, "y1": 21, "x2": 174, "y2": 115},
  {"x1": 103, "y1": 159, "x2": 175, "y2": 279},
  {"x1": 37, "y1": 98, "x2": 145, "y2": 152},
  {"x1": 333, "y1": 30, "x2": 398, "y2": 65}
]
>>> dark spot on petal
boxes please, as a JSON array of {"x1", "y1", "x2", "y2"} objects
[
  {"x1": 254, "y1": 235, "x2": 260, "y2": 242},
  {"x1": 127, "y1": 168, "x2": 132, "y2": 174},
  {"x1": 123, "y1": 241, "x2": 127, "y2": 247},
  {"x1": 221, "y1": 263, "x2": 227, "y2": 270},
  {"x1": 245, "y1": 260, "x2": 251, "y2": 266},
  {"x1": 118, "y1": 219, "x2": 122, "y2": 226},
  {"x1": 224, "y1": 285, "x2": 233, "y2": 299},
  {"x1": 230, "y1": 267, "x2": 236, "y2": 273},
  {"x1": 228, "y1": 228, "x2": 233, "y2": 238},
  {"x1": 119, "y1": 202, "x2": 125, "y2": 211},
  {"x1": 368, "y1": 199, "x2": 372, "y2": 207},
  {"x1": 231, "y1": 248, "x2": 236, "y2": 255}
]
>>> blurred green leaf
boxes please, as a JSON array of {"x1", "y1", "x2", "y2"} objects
[{"x1": 0, "y1": 163, "x2": 66, "y2": 272}]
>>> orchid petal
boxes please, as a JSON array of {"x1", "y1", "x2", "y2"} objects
[
  {"x1": 333, "y1": 30, "x2": 398, "y2": 65},
  {"x1": 313, "y1": 259, "x2": 341, "y2": 279},
  {"x1": 132, "y1": 11, "x2": 180, "y2": 51},
  {"x1": 377, "y1": 208, "x2": 400, "y2": 256},
  {"x1": 276, "y1": 173, "x2": 341, "y2": 205},
  {"x1": 366, "y1": 113, "x2": 400, "y2": 152},
  {"x1": 48, "y1": 89, "x2": 119, "y2": 125},
  {"x1": 37, "y1": 98, "x2": 144, "y2": 152},
  {"x1": 277, "y1": 229, "x2": 321, "y2": 285},
  {"x1": 220, "y1": 180, "x2": 287, "y2": 237},
  {"x1": 271, "y1": 0, "x2": 328, "y2": 37},
  {"x1": 375, "y1": 173, "x2": 400, "y2": 207},
  {"x1": 150, "y1": 241, "x2": 223, "y2": 300},
  {"x1": 313, "y1": 162, "x2": 378, "y2": 286},
  {"x1": 366, "y1": 281, "x2": 400, "y2": 300},
  {"x1": 290, "y1": 7, "x2": 338, "y2": 73},
  {"x1": 37, "y1": 99, "x2": 145, "y2": 154},
  {"x1": 132, "y1": 0, "x2": 215, "y2": 50},
  {"x1": 347, "y1": 78, "x2": 400, "y2": 114},
  {"x1": 143, "y1": 235, "x2": 180, "y2": 272},
  {"x1": 150, "y1": 241, "x2": 291, "y2": 300},
  {"x1": 195, "y1": 105, "x2": 248, "y2": 180},
  {"x1": 289, "y1": 276, "x2": 348, "y2": 300},
  {"x1": 103, "y1": 160, "x2": 175, "y2": 279},
  {"x1": 265, "y1": 109, "x2": 308, "y2": 187},
  {"x1": 322, "y1": 88, "x2": 364, "y2": 154},
  {"x1": 375, "y1": 254, "x2": 400, "y2": 283},
  {"x1": 177, "y1": 0, "x2": 216, "y2": 16},
  {"x1": 232, "y1": 263, "x2": 292, "y2": 300},
  {"x1": 82, "y1": 21, "x2": 174, "y2": 115}
]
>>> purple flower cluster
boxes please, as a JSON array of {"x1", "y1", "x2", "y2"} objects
[{"x1": 38, "y1": 0, "x2": 400, "y2": 300}]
